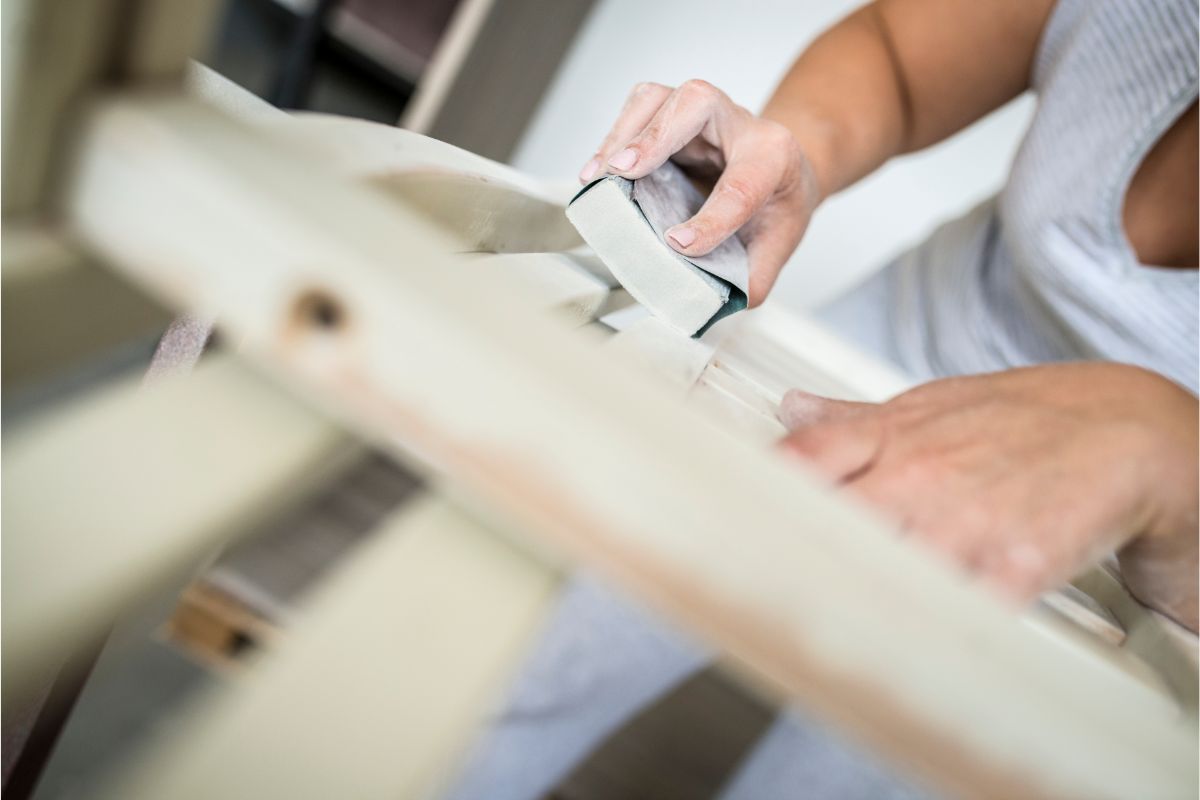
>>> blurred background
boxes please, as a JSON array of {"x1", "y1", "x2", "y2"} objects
[{"x1": 203, "y1": 0, "x2": 1035, "y2": 309}]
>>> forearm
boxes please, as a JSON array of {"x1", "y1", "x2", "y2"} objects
[
  {"x1": 763, "y1": 0, "x2": 1055, "y2": 200},
  {"x1": 762, "y1": 6, "x2": 909, "y2": 199}
]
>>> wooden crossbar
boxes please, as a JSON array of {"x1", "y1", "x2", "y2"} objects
[{"x1": 59, "y1": 92, "x2": 1197, "y2": 798}]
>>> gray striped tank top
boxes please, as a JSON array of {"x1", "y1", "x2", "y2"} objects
[{"x1": 884, "y1": 0, "x2": 1199, "y2": 393}]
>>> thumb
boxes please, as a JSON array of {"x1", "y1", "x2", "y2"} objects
[
  {"x1": 777, "y1": 391, "x2": 883, "y2": 482},
  {"x1": 778, "y1": 389, "x2": 874, "y2": 430}
]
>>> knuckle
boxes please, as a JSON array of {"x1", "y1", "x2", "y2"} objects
[
  {"x1": 717, "y1": 176, "x2": 759, "y2": 210},
  {"x1": 637, "y1": 120, "x2": 669, "y2": 147},
  {"x1": 631, "y1": 80, "x2": 669, "y2": 98},
  {"x1": 783, "y1": 426, "x2": 829, "y2": 457},
  {"x1": 894, "y1": 457, "x2": 937, "y2": 486},
  {"x1": 756, "y1": 118, "x2": 796, "y2": 149},
  {"x1": 1001, "y1": 542, "x2": 1049, "y2": 586},
  {"x1": 679, "y1": 78, "x2": 721, "y2": 104},
  {"x1": 595, "y1": 140, "x2": 619, "y2": 159}
]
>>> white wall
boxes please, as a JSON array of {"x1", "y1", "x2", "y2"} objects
[{"x1": 512, "y1": 0, "x2": 1035, "y2": 310}]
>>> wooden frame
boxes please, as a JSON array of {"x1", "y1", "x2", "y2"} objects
[{"x1": 400, "y1": 0, "x2": 598, "y2": 162}]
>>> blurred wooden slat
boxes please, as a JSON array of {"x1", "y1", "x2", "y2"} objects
[
  {"x1": 1, "y1": 0, "x2": 218, "y2": 216},
  {"x1": 400, "y1": 0, "x2": 596, "y2": 162},
  {"x1": 1075, "y1": 565, "x2": 1200, "y2": 709},
  {"x1": 2, "y1": 356, "x2": 357, "y2": 703},
  {"x1": 99, "y1": 497, "x2": 562, "y2": 800},
  {"x1": 164, "y1": 450, "x2": 421, "y2": 668},
  {"x1": 1, "y1": 226, "x2": 171, "y2": 390},
  {"x1": 63, "y1": 93, "x2": 1198, "y2": 799},
  {"x1": 1, "y1": 0, "x2": 123, "y2": 215}
]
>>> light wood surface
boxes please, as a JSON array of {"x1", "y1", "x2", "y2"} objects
[
  {"x1": 98, "y1": 497, "x2": 562, "y2": 800},
  {"x1": 2, "y1": 356, "x2": 357, "y2": 703},
  {"x1": 62, "y1": 92, "x2": 1197, "y2": 799},
  {"x1": 2, "y1": 225, "x2": 171, "y2": 389}
]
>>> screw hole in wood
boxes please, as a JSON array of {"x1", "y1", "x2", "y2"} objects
[{"x1": 292, "y1": 288, "x2": 346, "y2": 332}]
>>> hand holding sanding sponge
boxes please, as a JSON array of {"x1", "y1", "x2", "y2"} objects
[{"x1": 566, "y1": 161, "x2": 749, "y2": 337}]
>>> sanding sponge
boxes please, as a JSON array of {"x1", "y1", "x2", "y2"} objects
[{"x1": 566, "y1": 162, "x2": 749, "y2": 336}]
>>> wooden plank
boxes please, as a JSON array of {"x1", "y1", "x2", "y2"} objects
[
  {"x1": 185, "y1": 62, "x2": 288, "y2": 122},
  {"x1": 1, "y1": 226, "x2": 172, "y2": 389},
  {"x1": 686, "y1": 364, "x2": 788, "y2": 445},
  {"x1": 161, "y1": 582, "x2": 282, "y2": 672},
  {"x1": 65, "y1": 94, "x2": 1197, "y2": 799},
  {"x1": 1, "y1": 356, "x2": 357, "y2": 703},
  {"x1": 281, "y1": 112, "x2": 575, "y2": 203},
  {"x1": 163, "y1": 450, "x2": 422, "y2": 668},
  {"x1": 1, "y1": 0, "x2": 123, "y2": 215},
  {"x1": 603, "y1": 316, "x2": 716, "y2": 400},
  {"x1": 271, "y1": 113, "x2": 583, "y2": 252},
  {"x1": 397, "y1": 0, "x2": 493, "y2": 135},
  {"x1": 1040, "y1": 584, "x2": 1126, "y2": 647},
  {"x1": 1075, "y1": 566, "x2": 1199, "y2": 709},
  {"x1": 1, "y1": 0, "x2": 218, "y2": 216},
  {"x1": 98, "y1": 497, "x2": 562, "y2": 800},
  {"x1": 117, "y1": 0, "x2": 219, "y2": 81},
  {"x1": 399, "y1": 0, "x2": 596, "y2": 162},
  {"x1": 710, "y1": 303, "x2": 915, "y2": 403},
  {"x1": 461, "y1": 252, "x2": 621, "y2": 326}
]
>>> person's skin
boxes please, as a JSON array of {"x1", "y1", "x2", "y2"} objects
[{"x1": 579, "y1": 0, "x2": 1199, "y2": 629}]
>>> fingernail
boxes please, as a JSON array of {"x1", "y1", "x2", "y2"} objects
[
  {"x1": 578, "y1": 158, "x2": 600, "y2": 183},
  {"x1": 608, "y1": 148, "x2": 638, "y2": 171},
  {"x1": 667, "y1": 226, "x2": 696, "y2": 249}
]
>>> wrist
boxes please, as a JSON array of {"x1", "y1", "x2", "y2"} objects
[
  {"x1": 762, "y1": 107, "x2": 843, "y2": 203},
  {"x1": 1131, "y1": 368, "x2": 1197, "y2": 542},
  {"x1": 1115, "y1": 367, "x2": 1198, "y2": 630},
  {"x1": 1119, "y1": 531, "x2": 1198, "y2": 632}
]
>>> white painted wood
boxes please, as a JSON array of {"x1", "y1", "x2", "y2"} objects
[
  {"x1": 64, "y1": 93, "x2": 1197, "y2": 799},
  {"x1": 462, "y1": 252, "x2": 623, "y2": 326},
  {"x1": 602, "y1": 316, "x2": 716, "y2": 399},
  {"x1": 266, "y1": 113, "x2": 583, "y2": 253},
  {"x1": 686, "y1": 362, "x2": 788, "y2": 445},
  {"x1": 185, "y1": 62, "x2": 287, "y2": 122},
  {"x1": 709, "y1": 302, "x2": 916, "y2": 403},
  {"x1": 2, "y1": 0, "x2": 217, "y2": 215},
  {"x1": 399, "y1": 0, "x2": 494, "y2": 134},
  {"x1": 1, "y1": 225, "x2": 172, "y2": 387},
  {"x1": 1040, "y1": 584, "x2": 1126, "y2": 647},
  {"x1": 1075, "y1": 566, "x2": 1199, "y2": 710},
  {"x1": 285, "y1": 112, "x2": 575, "y2": 204},
  {"x1": 1, "y1": 356, "x2": 357, "y2": 702},
  {"x1": 1, "y1": 0, "x2": 123, "y2": 214},
  {"x1": 119, "y1": 0, "x2": 219, "y2": 81},
  {"x1": 97, "y1": 497, "x2": 561, "y2": 800}
]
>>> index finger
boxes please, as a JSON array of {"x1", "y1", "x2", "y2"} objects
[{"x1": 580, "y1": 82, "x2": 672, "y2": 183}]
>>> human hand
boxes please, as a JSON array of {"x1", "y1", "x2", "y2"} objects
[
  {"x1": 777, "y1": 363, "x2": 1199, "y2": 630},
  {"x1": 579, "y1": 80, "x2": 821, "y2": 306}
]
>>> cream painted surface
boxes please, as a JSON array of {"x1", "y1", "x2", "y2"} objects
[
  {"x1": 65, "y1": 95, "x2": 1197, "y2": 798},
  {"x1": 511, "y1": 0, "x2": 1036, "y2": 308}
]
